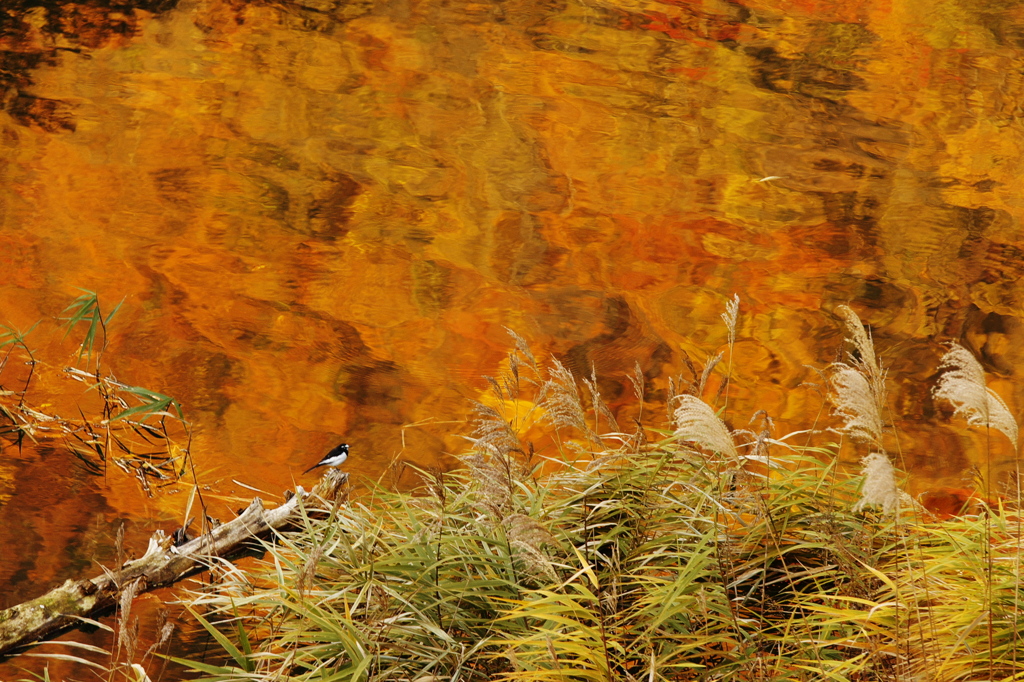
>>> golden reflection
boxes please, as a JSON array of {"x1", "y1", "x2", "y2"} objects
[{"x1": 4, "y1": 3, "x2": 1024, "y2": 671}]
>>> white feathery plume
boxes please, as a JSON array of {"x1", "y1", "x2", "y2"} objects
[
  {"x1": 853, "y1": 452, "x2": 903, "y2": 514},
  {"x1": 829, "y1": 306, "x2": 886, "y2": 449},
  {"x1": 504, "y1": 326, "x2": 538, "y2": 371},
  {"x1": 837, "y1": 305, "x2": 883, "y2": 392},
  {"x1": 721, "y1": 293, "x2": 740, "y2": 347},
  {"x1": 472, "y1": 401, "x2": 520, "y2": 457},
  {"x1": 541, "y1": 358, "x2": 593, "y2": 438},
  {"x1": 829, "y1": 308, "x2": 912, "y2": 515},
  {"x1": 933, "y1": 343, "x2": 1019, "y2": 451},
  {"x1": 672, "y1": 394, "x2": 738, "y2": 459},
  {"x1": 830, "y1": 364, "x2": 885, "y2": 447}
]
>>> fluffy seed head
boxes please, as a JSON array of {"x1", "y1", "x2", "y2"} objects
[
  {"x1": 933, "y1": 343, "x2": 1018, "y2": 451},
  {"x1": 506, "y1": 513, "x2": 557, "y2": 582},
  {"x1": 830, "y1": 364, "x2": 885, "y2": 447},
  {"x1": 829, "y1": 306, "x2": 887, "y2": 449},
  {"x1": 853, "y1": 452, "x2": 902, "y2": 514},
  {"x1": 541, "y1": 358, "x2": 596, "y2": 441},
  {"x1": 472, "y1": 401, "x2": 521, "y2": 457},
  {"x1": 836, "y1": 305, "x2": 886, "y2": 396},
  {"x1": 463, "y1": 446, "x2": 513, "y2": 518},
  {"x1": 672, "y1": 394, "x2": 737, "y2": 459},
  {"x1": 722, "y1": 293, "x2": 740, "y2": 347}
]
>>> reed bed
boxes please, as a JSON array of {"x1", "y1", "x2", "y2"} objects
[
  {"x1": 178, "y1": 445, "x2": 875, "y2": 681},
  {"x1": 171, "y1": 304, "x2": 1024, "y2": 682},
  {"x1": 176, "y1": 441, "x2": 1024, "y2": 681},
  {"x1": 10, "y1": 296, "x2": 1024, "y2": 681}
]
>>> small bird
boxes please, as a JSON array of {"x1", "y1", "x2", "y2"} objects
[{"x1": 303, "y1": 443, "x2": 350, "y2": 474}]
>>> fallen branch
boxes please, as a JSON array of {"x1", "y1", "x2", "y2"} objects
[{"x1": 0, "y1": 469, "x2": 348, "y2": 658}]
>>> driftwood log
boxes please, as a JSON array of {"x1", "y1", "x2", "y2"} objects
[{"x1": 0, "y1": 469, "x2": 348, "y2": 658}]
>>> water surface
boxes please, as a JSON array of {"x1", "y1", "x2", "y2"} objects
[{"x1": 3, "y1": 0, "x2": 1024, "y2": 674}]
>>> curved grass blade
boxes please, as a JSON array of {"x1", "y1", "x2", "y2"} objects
[
  {"x1": 111, "y1": 386, "x2": 184, "y2": 422},
  {"x1": 60, "y1": 289, "x2": 124, "y2": 366}
]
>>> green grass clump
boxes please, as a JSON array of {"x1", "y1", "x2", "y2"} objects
[
  {"x1": 180, "y1": 444, "x2": 1024, "y2": 681},
  {"x1": 178, "y1": 439, "x2": 915, "y2": 681}
]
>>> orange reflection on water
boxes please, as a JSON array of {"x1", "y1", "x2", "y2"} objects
[{"x1": 4, "y1": 0, "x2": 1024, "y2": 673}]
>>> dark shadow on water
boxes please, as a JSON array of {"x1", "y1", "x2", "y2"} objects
[{"x1": 0, "y1": 0, "x2": 183, "y2": 132}]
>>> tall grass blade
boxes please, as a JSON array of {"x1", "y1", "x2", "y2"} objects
[{"x1": 184, "y1": 606, "x2": 254, "y2": 673}]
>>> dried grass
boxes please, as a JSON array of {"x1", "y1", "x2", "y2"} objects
[
  {"x1": 583, "y1": 363, "x2": 619, "y2": 435},
  {"x1": 471, "y1": 401, "x2": 521, "y2": 457},
  {"x1": 17, "y1": 301, "x2": 1024, "y2": 682},
  {"x1": 830, "y1": 363, "x2": 885, "y2": 447},
  {"x1": 463, "y1": 445, "x2": 517, "y2": 519},
  {"x1": 169, "y1": 311, "x2": 1024, "y2": 682},
  {"x1": 540, "y1": 358, "x2": 598, "y2": 444},
  {"x1": 721, "y1": 293, "x2": 740, "y2": 348}
]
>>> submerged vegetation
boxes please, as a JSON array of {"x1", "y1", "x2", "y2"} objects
[
  {"x1": 1, "y1": 290, "x2": 192, "y2": 491},
  {"x1": 7, "y1": 294, "x2": 1024, "y2": 681}
]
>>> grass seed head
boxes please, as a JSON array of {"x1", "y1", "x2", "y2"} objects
[
  {"x1": 472, "y1": 401, "x2": 521, "y2": 457},
  {"x1": 541, "y1": 358, "x2": 596, "y2": 441},
  {"x1": 506, "y1": 513, "x2": 557, "y2": 582},
  {"x1": 464, "y1": 447, "x2": 514, "y2": 519},
  {"x1": 853, "y1": 452, "x2": 902, "y2": 514},
  {"x1": 671, "y1": 394, "x2": 738, "y2": 459},
  {"x1": 829, "y1": 364, "x2": 885, "y2": 447},
  {"x1": 933, "y1": 343, "x2": 1019, "y2": 450},
  {"x1": 721, "y1": 293, "x2": 740, "y2": 346}
]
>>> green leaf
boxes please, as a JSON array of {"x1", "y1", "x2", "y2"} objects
[
  {"x1": 111, "y1": 385, "x2": 184, "y2": 422},
  {"x1": 183, "y1": 606, "x2": 254, "y2": 673},
  {"x1": 0, "y1": 320, "x2": 38, "y2": 350},
  {"x1": 164, "y1": 656, "x2": 244, "y2": 677},
  {"x1": 105, "y1": 297, "x2": 125, "y2": 326},
  {"x1": 60, "y1": 289, "x2": 112, "y2": 365}
]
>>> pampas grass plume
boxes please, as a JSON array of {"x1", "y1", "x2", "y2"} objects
[
  {"x1": 829, "y1": 306, "x2": 886, "y2": 449},
  {"x1": 853, "y1": 452, "x2": 902, "y2": 514},
  {"x1": 721, "y1": 293, "x2": 740, "y2": 347},
  {"x1": 541, "y1": 358, "x2": 592, "y2": 438},
  {"x1": 933, "y1": 343, "x2": 1019, "y2": 451},
  {"x1": 830, "y1": 364, "x2": 885, "y2": 447},
  {"x1": 837, "y1": 305, "x2": 883, "y2": 389},
  {"x1": 672, "y1": 394, "x2": 738, "y2": 459}
]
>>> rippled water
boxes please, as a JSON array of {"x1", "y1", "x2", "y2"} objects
[{"x1": 3, "y1": 0, "x2": 1024, "y2": 674}]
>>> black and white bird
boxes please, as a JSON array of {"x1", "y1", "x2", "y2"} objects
[{"x1": 303, "y1": 443, "x2": 350, "y2": 474}]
